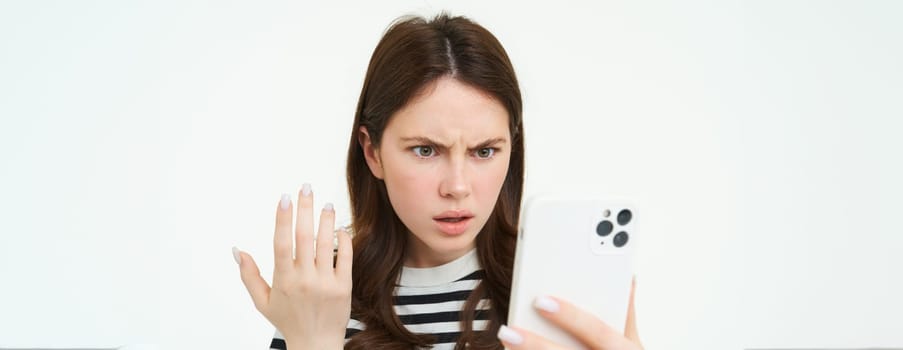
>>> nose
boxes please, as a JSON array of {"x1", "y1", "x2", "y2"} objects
[{"x1": 439, "y1": 157, "x2": 471, "y2": 199}]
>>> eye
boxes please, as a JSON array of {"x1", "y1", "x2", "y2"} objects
[
  {"x1": 412, "y1": 146, "x2": 435, "y2": 158},
  {"x1": 475, "y1": 148, "x2": 496, "y2": 159}
]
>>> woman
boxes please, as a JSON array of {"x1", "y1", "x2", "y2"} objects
[{"x1": 233, "y1": 13, "x2": 643, "y2": 350}]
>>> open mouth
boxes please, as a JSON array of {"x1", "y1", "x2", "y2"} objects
[
  {"x1": 436, "y1": 217, "x2": 469, "y2": 223},
  {"x1": 433, "y1": 215, "x2": 473, "y2": 235}
]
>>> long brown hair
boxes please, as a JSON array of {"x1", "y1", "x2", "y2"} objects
[{"x1": 345, "y1": 13, "x2": 524, "y2": 349}]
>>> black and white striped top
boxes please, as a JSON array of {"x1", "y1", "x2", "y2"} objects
[{"x1": 269, "y1": 248, "x2": 490, "y2": 350}]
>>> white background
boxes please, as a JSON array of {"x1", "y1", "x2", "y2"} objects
[{"x1": 1, "y1": 1, "x2": 901, "y2": 349}]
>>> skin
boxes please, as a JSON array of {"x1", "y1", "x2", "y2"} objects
[
  {"x1": 498, "y1": 278, "x2": 645, "y2": 350},
  {"x1": 237, "y1": 187, "x2": 352, "y2": 349},
  {"x1": 359, "y1": 76, "x2": 512, "y2": 268},
  {"x1": 235, "y1": 76, "x2": 644, "y2": 349}
]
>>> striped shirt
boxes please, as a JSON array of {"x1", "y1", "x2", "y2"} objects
[{"x1": 269, "y1": 248, "x2": 490, "y2": 349}]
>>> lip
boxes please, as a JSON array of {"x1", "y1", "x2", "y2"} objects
[
  {"x1": 433, "y1": 217, "x2": 472, "y2": 235},
  {"x1": 433, "y1": 210, "x2": 474, "y2": 220},
  {"x1": 433, "y1": 210, "x2": 474, "y2": 236}
]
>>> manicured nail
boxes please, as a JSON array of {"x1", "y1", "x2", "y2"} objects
[
  {"x1": 280, "y1": 193, "x2": 290, "y2": 210},
  {"x1": 232, "y1": 246, "x2": 241, "y2": 265},
  {"x1": 324, "y1": 202, "x2": 334, "y2": 212},
  {"x1": 497, "y1": 325, "x2": 523, "y2": 345},
  {"x1": 302, "y1": 183, "x2": 312, "y2": 196},
  {"x1": 534, "y1": 296, "x2": 560, "y2": 313}
]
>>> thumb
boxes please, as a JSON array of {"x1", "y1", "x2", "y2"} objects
[
  {"x1": 234, "y1": 247, "x2": 271, "y2": 313},
  {"x1": 624, "y1": 276, "x2": 642, "y2": 346}
]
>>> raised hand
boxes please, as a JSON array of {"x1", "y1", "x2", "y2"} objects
[{"x1": 234, "y1": 183, "x2": 353, "y2": 350}]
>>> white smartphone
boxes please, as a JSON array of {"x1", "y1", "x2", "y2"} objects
[{"x1": 508, "y1": 195, "x2": 637, "y2": 349}]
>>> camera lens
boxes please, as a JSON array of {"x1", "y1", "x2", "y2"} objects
[
  {"x1": 617, "y1": 209, "x2": 632, "y2": 226},
  {"x1": 613, "y1": 231, "x2": 629, "y2": 247},
  {"x1": 596, "y1": 220, "x2": 613, "y2": 237}
]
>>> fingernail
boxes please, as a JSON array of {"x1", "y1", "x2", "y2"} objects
[
  {"x1": 497, "y1": 325, "x2": 523, "y2": 345},
  {"x1": 534, "y1": 296, "x2": 560, "y2": 313},
  {"x1": 280, "y1": 193, "x2": 290, "y2": 210},
  {"x1": 302, "y1": 183, "x2": 312, "y2": 196},
  {"x1": 232, "y1": 246, "x2": 241, "y2": 265},
  {"x1": 324, "y1": 202, "x2": 334, "y2": 212}
]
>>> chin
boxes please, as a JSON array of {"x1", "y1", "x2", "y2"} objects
[{"x1": 429, "y1": 230, "x2": 478, "y2": 251}]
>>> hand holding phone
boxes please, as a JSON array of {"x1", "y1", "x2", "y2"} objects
[{"x1": 507, "y1": 195, "x2": 638, "y2": 349}]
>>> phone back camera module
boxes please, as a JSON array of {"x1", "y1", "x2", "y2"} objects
[
  {"x1": 596, "y1": 220, "x2": 613, "y2": 237},
  {"x1": 617, "y1": 209, "x2": 632, "y2": 226}
]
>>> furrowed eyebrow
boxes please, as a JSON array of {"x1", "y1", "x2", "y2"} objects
[
  {"x1": 469, "y1": 137, "x2": 508, "y2": 151},
  {"x1": 400, "y1": 136, "x2": 508, "y2": 151}
]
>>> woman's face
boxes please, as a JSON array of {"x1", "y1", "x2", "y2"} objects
[{"x1": 360, "y1": 76, "x2": 511, "y2": 267}]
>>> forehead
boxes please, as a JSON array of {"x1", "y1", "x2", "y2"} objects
[{"x1": 384, "y1": 77, "x2": 510, "y2": 139}]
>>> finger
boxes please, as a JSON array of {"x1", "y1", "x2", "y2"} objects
[
  {"x1": 295, "y1": 183, "x2": 315, "y2": 266},
  {"x1": 273, "y1": 193, "x2": 294, "y2": 269},
  {"x1": 236, "y1": 249, "x2": 271, "y2": 314},
  {"x1": 533, "y1": 296, "x2": 624, "y2": 349},
  {"x1": 497, "y1": 325, "x2": 568, "y2": 350},
  {"x1": 625, "y1": 276, "x2": 643, "y2": 346},
  {"x1": 334, "y1": 227, "x2": 353, "y2": 281},
  {"x1": 315, "y1": 202, "x2": 337, "y2": 272}
]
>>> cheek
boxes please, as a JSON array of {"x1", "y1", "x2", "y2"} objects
[
  {"x1": 394, "y1": 172, "x2": 434, "y2": 200},
  {"x1": 475, "y1": 158, "x2": 511, "y2": 200},
  {"x1": 384, "y1": 158, "x2": 437, "y2": 210}
]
